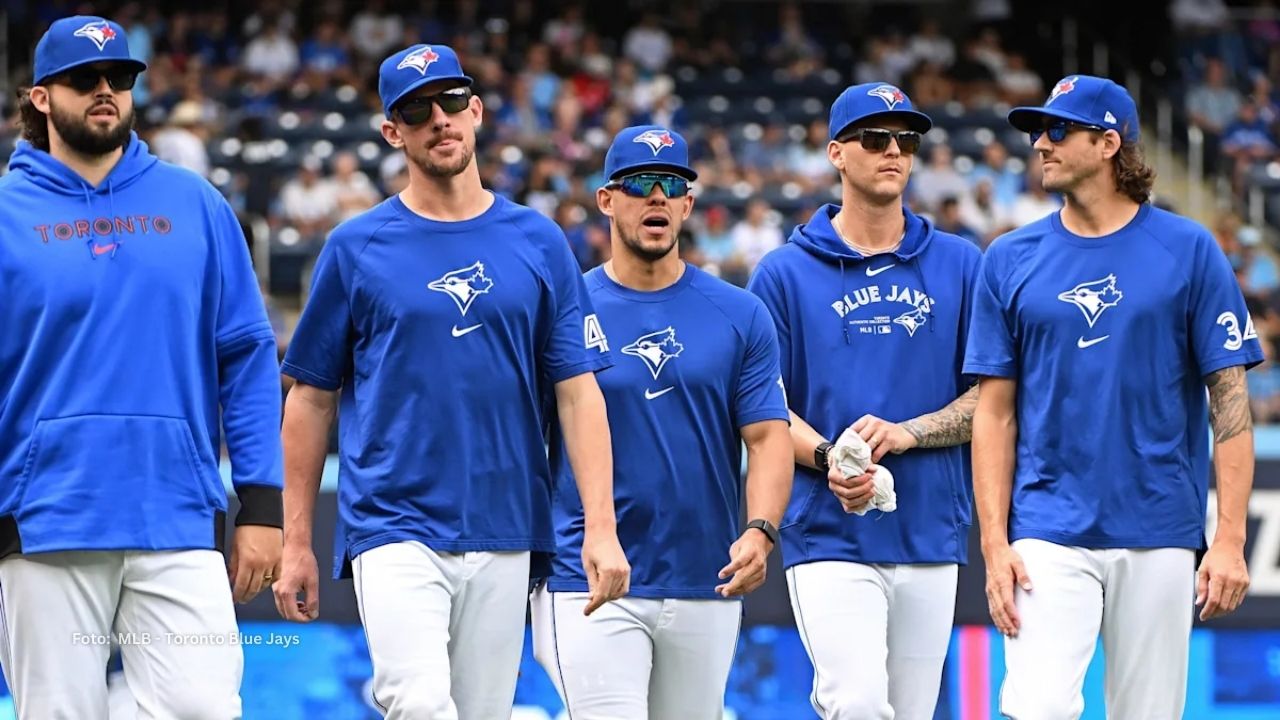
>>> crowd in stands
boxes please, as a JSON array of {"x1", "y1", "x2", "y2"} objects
[{"x1": 5, "y1": 0, "x2": 1280, "y2": 420}]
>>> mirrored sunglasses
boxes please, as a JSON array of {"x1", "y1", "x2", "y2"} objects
[
  {"x1": 1029, "y1": 121, "x2": 1106, "y2": 145},
  {"x1": 606, "y1": 173, "x2": 691, "y2": 198}
]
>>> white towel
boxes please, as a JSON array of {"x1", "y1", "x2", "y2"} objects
[{"x1": 831, "y1": 427, "x2": 897, "y2": 516}]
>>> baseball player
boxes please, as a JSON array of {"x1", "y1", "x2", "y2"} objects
[
  {"x1": 0, "y1": 15, "x2": 283, "y2": 719},
  {"x1": 746, "y1": 83, "x2": 982, "y2": 720},
  {"x1": 274, "y1": 44, "x2": 630, "y2": 720},
  {"x1": 530, "y1": 125, "x2": 793, "y2": 719},
  {"x1": 967, "y1": 74, "x2": 1260, "y2": 718}
]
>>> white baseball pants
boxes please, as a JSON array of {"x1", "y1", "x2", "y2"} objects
[
  {"x1": 0, "y1": 549, "x2": 243, "y2": 720},
  {"x1": 352, "y1": 541, "x2": 530, "y2": 720},
  {"x1": 787, "y1": 560, "x2": 958, "y2": 720},
  {"x1": 999, "y1": 538, "x2": 1196, "y2": 720},
  {"x1": 530, "y1": 584, "x2": 742, "y2": 720}
]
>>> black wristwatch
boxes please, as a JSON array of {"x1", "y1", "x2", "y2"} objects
[
  {"x1": 745, "y1": 518, "x2": 779, "y2": 548},
  {"x1": 815, "y1": 441, "x2": 834, "y2": 472}
]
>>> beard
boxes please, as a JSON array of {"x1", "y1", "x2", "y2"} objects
[
  {"x1": 619, "y1": 226, "x2": 679, "y2": 263},
  {"x1": 48, "y1": 97, "x2": 134, "y2": 156},
  {"x1": 408, "y1": 133, "x2": 474, "y2": 178}
]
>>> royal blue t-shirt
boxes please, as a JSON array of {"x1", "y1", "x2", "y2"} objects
[
  {"x1": 963, "y1": 204, "x2": 1263, "y2": 550},
  {"x1": 546, "y1": 264, "x2": 790, "y2": 599},
  {"x1": 282, "y1": 193, "x2": 612, "y2": 578}
]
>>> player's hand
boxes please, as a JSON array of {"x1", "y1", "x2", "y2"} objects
[
  {"x1": 828, "y1": 465, "x2": 876, "y2": 513},
  {"x1": 852, "y1": 414, "x2": 917, "y2": 463},
  {"x1": 984, "y1": 543, "x2": 1032, "y2": 637},
  {"x1": 716, "y1": 529, "x2": 772, "y2": 597},
  {"x1": 1196, "y1": 541, "x2": 1250, "y2": 621},
  {"x1": 273, "y1": 541, "x2": 321, "y2": 622},
  {"x1": 228, "y1": 525, "x2": 282, "y2": 604},
  {"x1": 582, "y1": 528, "x2": 630, "y2": 616}
]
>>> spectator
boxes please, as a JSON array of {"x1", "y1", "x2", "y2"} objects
[
  {"x1": 999, "y1": 53, "x2": 1045, "y2": 105},
  {"x1": 730, "y1": 198, "x2": 785, "y2": 274},
  {"x1": 969, "y1": 140, "x2": 1022, "y2": 210},
  {"x1": 330, "y1": 151, "x2": 380, "y2": 222},
  {"x1": 242, "y1": 18, "x2": 299, "y2": 86},
  {"x1": 350, "y1": 0, "x2": 403, "y2": 65},
  {"x1": 623, "y1": 13, "x2": 674, "y2": 74},
  {"x1": 695, "y1": 205, "x2": 748, "y2": 284},
  {"x1": 958, "y1": 176, "x2": 1010, "y2": 243},
  {"x1": 1007, "y1": 156, "x2": 1063, "y2": 227},
  {"x1": 150, "y1": 100, "x2": 210, "y2": 178},
  {"x1": 910, "y1": 143, "x2": 971, "y2": 213},
  {"x1": 277, "y1": 156, "x2": 338, "y2": 240},
  {"x1": 909, "y1": 18, "x2": 956, "y2": 69},
  {"x1": 1221, "y1": 100, "x2": 1280, "y2": 195},
  {"x1": 1185, "y1": 57, "x2": 1243, "y2": 162},
  {"x1": 299, "y1": 17, "x2": 355, "y2": 90},
  {"x1": 788, "y1": 118, "x2": 837, "y2": 193},
  {"x1": 934, "y1": 196, "x2": 984, "y2": 248}
]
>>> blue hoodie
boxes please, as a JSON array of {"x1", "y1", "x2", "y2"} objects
[
  {"x1": 747, "y1": 204, "x2": 981, "y2": 567},
  {"x1": 0, "y1": 135, "x2": 283, "y2": 556}
]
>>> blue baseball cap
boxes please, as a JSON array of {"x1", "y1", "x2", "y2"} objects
[
  {"x1": 828, "y1": 82, "x2": 932, "y2": 141},
  {"x1": 603, "y1": 125, "x2": 698, "y2": 182},
  {"x1": 34, "y1": 16, "x2": 148, "y2": 85},
  {"x1": 378, "y1": 44, "x2": 473, "y2": 118},
  {"x1": 1008, "y1": 75, "x2": 1140, "y2": 144}
]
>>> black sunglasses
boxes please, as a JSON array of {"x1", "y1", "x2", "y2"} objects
[
  {"x1": 838, "y1": 128, "x2": 922, "y2": 155},
  {"x1": 1030, "y1": 121, "x2": 1106, "y2": 145},
  {"x1": 396, "y1": 87, "x2": 473, "y2": 125},
  {"x1": 55, "y1": 66, "x2": 139, "y2": 94},
  {"x1": 606, "y1": 172, "x2": 691, "y2": 198}
]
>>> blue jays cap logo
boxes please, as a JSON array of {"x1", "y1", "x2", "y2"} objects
[
  {"x1": 1047, "y1": 77, "x2": 1078, "y2": 105},
  {"x1": 398, "y1": 46, "x2": 440, "y2": 75},
  {"x1": 622, "y1": 327, "x2": 684, "y2": 380},
  {"x1": 867, "y1": 85, "x2": 906, "y2": 110},
  {"x1": 633, "y1": 129, "x2": 676, "y2": 156},
  {"x1": 428, "y1": 261, "x2": 493, "y2": 316},
  {"x1": 74, "y1": 20, "x2": 118, "y2": 51},
  {"x1": 1057, "y1": 274, "x2": 1123, "y2": 327}
]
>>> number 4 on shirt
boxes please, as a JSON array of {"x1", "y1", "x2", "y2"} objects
[
  {"x1": 1217, "y1": 311, "x2": 1257, "y2": 351},
  {"x1": 584, "y1": 313, "x2": 609, "y2": 353}
]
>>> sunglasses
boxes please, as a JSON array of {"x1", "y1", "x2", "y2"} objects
[
  {"x1": 839, "y1": 128, "x2": 922, "y2": 155},
  {"x1": 1030, "y1": 121, "x2": 1106, "y2": 145},
  {"x1": 396, "y1": 87, "x2": 473, "y2": 125},
  {"x1": 606, "y1": 172, "x2": 691, "y2": 198},
  {"x1": 55, "y1": 66, "x2": 139, "y2": 94}
]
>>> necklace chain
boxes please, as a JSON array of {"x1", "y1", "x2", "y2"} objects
[{"x1": 834, "y1": 213, "x2": 904, "y2": 255}]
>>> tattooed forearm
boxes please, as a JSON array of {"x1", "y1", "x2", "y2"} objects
[
  {"x1": 1206, "y1": 366, "x2": 1252, "y2": 444},
  {"x1": 901, "y1": 385, "x2": 980, "y2": 449}
]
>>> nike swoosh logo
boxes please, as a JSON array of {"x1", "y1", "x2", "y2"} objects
[
  {"x1": 451, "y1": 323, "x2": 483, "y2": 337},
  {"x1": 644, "y1": 387, "x2": 674, "y2": 400},
  {"x1": 93, "y1": 243, "x2": 117, "y2": 256},
  {"x1": 866, "y1": 264, "x2": 895, "y2": 277},
  {"x1": 1077, "y1": 335, "x2": 1109, "y2": 349}
]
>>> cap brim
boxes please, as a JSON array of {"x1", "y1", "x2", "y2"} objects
[
  {"x1": 833, "y1": 109, "x2": 933, "y2": 139},
  {"x1": 609, "y1": 162, "x2": 698, "y2": 182},
  {"x1": 385, "y1": 74, "x2": 474, "y2": 116},
  {"x1": 36, "y1": 57, "x2": 148, "y2": 85},
  {"x1": 1007, "y1": 106, "x2": 1098, "y2": 133}
]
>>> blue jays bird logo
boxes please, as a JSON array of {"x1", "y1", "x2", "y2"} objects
[
  {"x1": 893, "y1": 306, "x2": 930, "y2": 337},
  {"x1": 633, "y1": 129, "x2": 676, "y2": 156},
  {"x1": 868, "y1": 85, "x2": 906, "y2": 110},
  {"x1": 74, "y1": 20, "x2": 118, "y2": 51},
  {"x1": 428, "y1": 261, "x2": 493, "y2": 316},
  {"x1": 622, "y1": 327, "x2": 684, "y2": 379},
  {"x1": 398, "y1": 46, "x2": 440, "y2": 75},
  {"x1": 1058, "y1": 274, "x2": 1123, "y2": 327},
  {"x1": 1047, "y1": 77, "x2": 1078, "y2": 105}
]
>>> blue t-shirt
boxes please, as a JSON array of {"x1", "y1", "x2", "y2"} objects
[
  {"x1": 546, "y1": 264, "x2": 789, "y2": 599},
  {"x1": 282, "y1": 193, "x2": 612, "y2": 578},
  {"x1": 963, "y1": 204, "x2": 1264, "y2": 550}
]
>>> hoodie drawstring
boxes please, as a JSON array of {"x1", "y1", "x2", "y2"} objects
[
  {"x1": 85, "y1": 181, "x2": 121, "y2": 260},
  {"x1": 839, "y1": 258, "x2": 850, "y2": 345}
]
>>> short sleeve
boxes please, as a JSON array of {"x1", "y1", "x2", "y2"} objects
[
  {"x1": 745, "y1": 262, "x2": 793, "y2": 387},
  {"x1": 1188, "y1": 232, "x2": 1265, "y2": 376},
  {"x1": 734, "y1": 302, "x2": 791, "y2": 428},
  {"x1": 962, "y1": 250, "x2": 1018, "y2": 380},
  {"x1": 281, "y1": 238, "x2": 354, "y2": 390},
  {"x1": 541, "y1": 235, "x2": 613, "y2": 384}
]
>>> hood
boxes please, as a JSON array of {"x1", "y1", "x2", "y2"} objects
[
  {"x1": 7, "y1": 131, "x2": 158, "y2": 196},
  {"x1": 787, "y1": 203, "x2": 935, "y2": 264},
  {"x1": 6, "y1": 132, "x2": 159, "y2": 260}
]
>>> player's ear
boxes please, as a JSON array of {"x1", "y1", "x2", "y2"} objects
[
  {"x1": 596, "y1": 186, "x2": 614, "y2": 218},
  {"x1": 470, "y1": 93, "x2": 483, "y2": 127},
  {"x1": 381, "y1": 120, "x2": 404, "y2": 150},
  {"x1": 828, "y1": 140, "x2": 846, "y2": 172},
  {"x1": 1099, "y1": 129, "x2": 1122, "y2": 161},
  {"x1": 29, "y1": 85, "x2": 51, "y2": 114},
  {"x1": 680, "y1": 190, "x2": 695, "y2": 221}
]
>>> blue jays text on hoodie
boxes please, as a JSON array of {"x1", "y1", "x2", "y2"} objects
[
  {"x1": 746, "y1": 204, "x2": 982, "y2": 568},
  {"x1": 0, "y1": 135, "x2": 283, "y2": 556}
]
